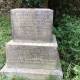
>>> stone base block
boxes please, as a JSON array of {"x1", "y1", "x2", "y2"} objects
[
  {"x1": 0, "y1": 64, "x2": 63, "y2": 80},
  {"x1": 5, "y1": 35, "x2": 59, "y2": 70},
  {"x1": 0, "y1": 35, "x2": 63, "y2": 80}
]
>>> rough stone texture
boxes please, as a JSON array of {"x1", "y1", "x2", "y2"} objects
[
  {"x1": 0, "y1": 9, "x2": 63, "y2": 80},
  {"x1": 1, "y1": 65, "x2": 63, "y2": 80},
  {"x1": 11, "y1": 9, "x2": 53, "y2": 42},
  {"x1": 6, "y1": 35, "x2": 58, "y2": 69}
]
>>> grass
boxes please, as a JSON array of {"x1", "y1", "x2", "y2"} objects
[
  {"x1": 0, "y1": 74, "x2": 27, "y2": 80},
  {"x1": 0, "y1": 14, "x2": 12, "y2": 69}
]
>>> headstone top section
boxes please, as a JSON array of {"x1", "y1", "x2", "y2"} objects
[
  {"x1": 11, "y1": 9, "x2": 53, "y2": 42},
  {"x1": 11, "y1": 8, "x2": 53, "y2": 11}
]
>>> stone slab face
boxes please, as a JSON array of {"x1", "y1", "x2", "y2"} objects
[
  {"x1": 6, "y1": 38, "x2": 58, "y2": 69},
  {"x1": 11, "y1": 9, "x2": 53, "y2": 42}
]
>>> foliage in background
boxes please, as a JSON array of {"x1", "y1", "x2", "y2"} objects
[
  {"x1": 48, "y1": 0, "x2": 80, "y2": 16},
  {"x1": 13, "y1": 0, "x2": 44, "y2": 8},
  {"x1": 72, "y1": 65, "x2": 80, "y2": 80},
  {"x1": 53, "y1": 14, "x2": 80, "y2": 80},
  {"x1": 10, "y1": 0, "x2": 80, "y2": 15}
]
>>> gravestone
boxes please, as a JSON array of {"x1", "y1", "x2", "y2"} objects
[{"x1": 0, "y1": 9, "x2": 63, "y2": 80}]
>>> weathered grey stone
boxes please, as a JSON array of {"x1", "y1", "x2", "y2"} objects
[
  {"x1": 0, "y1": 65, "x2": 63, "y2": 80},
  {"x1": 11, "y1": 9, "x2": 53, "y2": 42},
  {"x1": 6, "y1": 35, "x2": 58, "y2": 69},
  {"x1": 0, "y1": 9, "x2": 63, "y2": 80}
]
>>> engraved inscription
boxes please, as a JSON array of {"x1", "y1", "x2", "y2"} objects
[
  {"x1": 7, "y1": 45, "x2": 56, "y2": 64},
  {"x1": 11, "y1": 9, "x2": 53, "y2": 42}
]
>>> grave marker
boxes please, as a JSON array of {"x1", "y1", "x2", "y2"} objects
[{"x1": 0, "y1": 9, "x2": 63, "y2": 80}]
